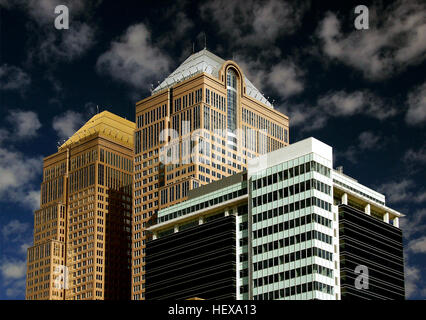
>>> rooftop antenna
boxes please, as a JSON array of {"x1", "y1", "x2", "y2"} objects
[
  {"x1": 204, "y1": 32, "x2": 207, "y2": 49},
  {"x1": 192, "y1": 42, "x2": 195, "y2": 53},
  {"x1": 96, "y1": 105, "x2": 99, "y2": 114}
]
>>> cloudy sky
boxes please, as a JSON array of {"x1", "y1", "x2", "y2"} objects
[{"x1": 0, "y1": 0, "x2": 425, "y2": 300}]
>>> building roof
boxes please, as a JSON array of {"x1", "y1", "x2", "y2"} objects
[
  {"x1": 152, "y1": 48, "x2": 273, "y2": 108},
  {"x1": 58, "y1": 111, "x2": 135, "y2": 151}
]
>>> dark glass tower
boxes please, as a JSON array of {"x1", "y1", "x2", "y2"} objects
[
  {"x1": 145, "y1": 215, "x2": 237, "y2": 300},
  {"x1": 339, "y1": 204, "x2": 405, "y2": 300}
]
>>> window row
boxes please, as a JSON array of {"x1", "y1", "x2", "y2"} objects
[
  {"x1": 253, "y1": 281, "x2": 334, "y2": 300},
  {"x1": 253, "y1": 247, "x2": 333, "y2": 272},
  {"x1": 99, "y1": 149, "x2": 132, "y2": 172},
  {"x1": 158, "y1": 186, "x2": 247, "y2": 223},
  {"x1": 252, "y1": 161, "x2": 331, "y2": 191},
  {"x1": 252, "y1": 179, "x2": 331, "y2": 208},
  {"x1": 205, "y1": 88, "x2": 226, "y2": 112},
  {"x1": 137, "y1": 104, "x2": 167, "y2": 128},
  {"x1": 254, "y1": 263, "x2": 333, "y2": 288}
]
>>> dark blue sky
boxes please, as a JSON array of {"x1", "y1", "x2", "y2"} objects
[{"x1": 0, "y1": 0, "x2": 425, "y2": 300}]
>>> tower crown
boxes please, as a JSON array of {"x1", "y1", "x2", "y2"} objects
[
  {"x1": 153, "y1": 48, "x2": 273, "y2": 108},
  {"x1": 58, "y1": 110, "x2": 135, "y2": 151}
]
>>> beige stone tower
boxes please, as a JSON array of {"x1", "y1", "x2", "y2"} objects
[
  {"x1": 26, "y1": 111, "x2": 135, "y2": 300},
  {"x1": 132, "y1": 49, "x2": 290, "y2": 299}
]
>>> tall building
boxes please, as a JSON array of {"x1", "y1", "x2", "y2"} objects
[
  {"x1": 132, "y1": 48, "x2": 290, "y2": 299},
  {"x1": 334, "y1": 170, "x2": 405, "y2": 299},
  {"x1": 26, "y1": 111, "x2": 134, "y2": 300},
  {"x1": 146, "y1": 137, "x2": 405, "y2": 300}
]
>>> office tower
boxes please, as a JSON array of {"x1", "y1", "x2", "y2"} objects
[
  {"x1": 334, "y1": 170, "x2": 405, "y2": 299},
  {"x1": 145, "y1": 137, "x2": 405, "y2": 300},
  {"x1": 132, "y1": 48, "x2": 290, "y2": 300},
  {"x1": 146, "y1": 173, "x2": 247, "y2": 299},
  {"x1": 26, "y1": 111, "x2": 134, "y2": 300}
]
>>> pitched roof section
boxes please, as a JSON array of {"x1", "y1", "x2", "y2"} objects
[
  {"x1": 152, "y1": 49, "x2": 273, "y2": 108},
  {"x1": 58, "y1": 111, "x2": 135, "y2": 151}
]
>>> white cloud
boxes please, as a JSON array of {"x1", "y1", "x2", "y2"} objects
[
  {"x1": 5, "y1": 278, "x2": 26, "y2": 298},
  {"x1": 407, "y1": 236, "x2": 426, "y2": 254},
  {"x1": 318, "y1": 91, "x2": 365, "y2": 116},
  {"x1": 1, "y1": 220, "x2": 29, "y2": 241},
  {"x1": 278, "y1": 102, "x2": 327, "y2": 131},
  {"x1": 336, "y1": 131, "x2": 384, "y2": 164},
  {"x1": 20, "y1": 242, "x2": 32, "y2": 254},
  {"x1": 406, "y1": 82, "x2": 426, "y2": 126},
  {"x1": 0, "y1": 147, "x2": 43, "y2": 210},
  {"x1": 96, "y1": 23, "x2": 171, "y2": 89},
  {"x1": 0, "y1": 110, "x2": 43, "y2": 211},
  {"x1": 52, "y1": 110, "x2": 84, "y2": 139},
  {"x1": 317, "y1": 1, "x2": 426, "y2": 80},
  {"x1": 378, "y1": 179, "x2": 426, "y2": 205},
  {"x1": 31, "y1": 24, "x2": 95, "y2": 64},
  {"x1": 200, "y1": 0, "x2": 308, "y2": 47},
  {"x1": 0, "y1": 128, "x2": 9, "y2": 145},
  {"x1": 405, "y1": 264, "x2": 422, "y2": 298},
  {"x1": 404, "y1": 144, "x2": 426, "y2": 164},
  {"x1": 2, "y1": 0, "x2": 97, "y2": 63},
  {"x1": 0, "y1": 259, "x2": 27, "y2": 298},
  {"x1": 0, "y1": 259, "x2": 26, "y2": 281},
  {"x1": 281, "y1": 90, "x2": 396, "y2": 132},
  {"x1": 378, "y1": 179, "x2": 414, "y2": 203},
  {"x1": 35, "y1": 22, "x2": 95, "y2": 63},
  {"x1": 401, "y1": 209, "x2": 426, "y2": 240},
  {"x1": 6, "y1": 110, "x2": 41, "y2": 139},
  {"x1": 0, "y1": 64, "x2": 31, "y2": 91},
  {"x1": 318, "y1": 90, "x2": 396, "y2": 120},
  {"x1": 237, "y1": 56, "x2": 304, "y2": 100},
  {"x1": 23, "y1": 190, "x2": 40, "y2": 211},
  {"x1": 358, "y1": 131, "x2": 381, "y2": 150},
  {"x1": 266, "y1": 62, "x2": 304, "y2": 98}
]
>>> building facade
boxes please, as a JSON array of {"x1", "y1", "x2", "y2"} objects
[
  {"x1": 132, "y1": 48, "x2": 290, "y2": 299},
  {"x1": 334, "y1": 172, "x2": 405, "y2": 299},
  {"x1": 26, "y1": 111, "x2": 134, "y2": 300},
  {"x1": 146, "y1": 137, "x2": 405, "y2": 300}
]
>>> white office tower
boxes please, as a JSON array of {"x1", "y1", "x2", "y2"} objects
[{"x1": 248, "y1": 138, "x2": 339, "y2": 300}]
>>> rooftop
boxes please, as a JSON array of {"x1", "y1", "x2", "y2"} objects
[
  {"x1": 152, "y1": 48, "x2": 273, "y2": 108},
  {"x1": 58, "y1": 111, "x2": 135, "y2": 151}
]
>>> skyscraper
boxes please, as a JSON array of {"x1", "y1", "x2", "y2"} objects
[
  {"x1": 26, "y1": 111, "x2": 134, "y2": 300},
  {"x1": 145, "y1": 137, "x2": 405, "y2": 300},
  {"x1": 132, "y1": 49, "x2": 290, "y2": 299}
]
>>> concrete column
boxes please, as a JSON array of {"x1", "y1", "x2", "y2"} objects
[
  {"x1": 384, "y1": 212, "x2": 389, "y2": 223},
  {"x1": 199, "y1": 216, "x2": 204, "y2": 225},
  {"x1": 174, "y1": 225, "x2": 179, "y2": 233},
  {"x1": 365, "y1": 203, "x2": 371, "y2": 215},
  {"x1": 153, "y1": 231, "x2": 158, "y2": 240},
  {"x1": 341, "y1": 193, "x2": 348, "y2": 205},
  {"x1": 225, "y1": 208, "x2": 230, "y2": 217},
  {"x1": 393, "y1": 217, "x2": 399, "y2": 228}
]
